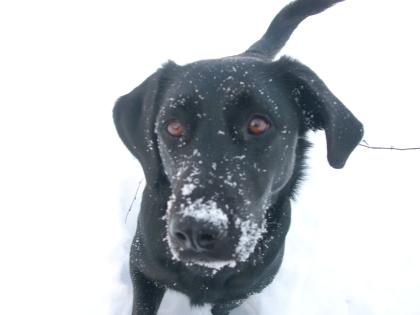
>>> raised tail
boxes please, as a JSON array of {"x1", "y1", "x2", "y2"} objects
[{"x1": 244, "y1": 0, "x2": 345, "y2": 59}]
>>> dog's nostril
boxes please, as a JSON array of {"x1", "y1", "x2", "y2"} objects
[
  {"x1": 199, "y1": 233, "x2": 215, "y2": 242},
  {"x1": 196, "y1": 232, "x2": 217, "y2": 249},
  {"x1": 170, "y1": 218, "x2": 225, "y2": 252},
  {"x1": 175, "y1": 231, "x2": 188, "y2": 242}
]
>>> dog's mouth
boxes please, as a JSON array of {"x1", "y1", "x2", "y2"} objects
[
  {"x1": 168, "y1": 239, "x2": 238, "y2": 274},
  {"x1": 183, "y1": 259, "x2": 238, "y2": 276}
]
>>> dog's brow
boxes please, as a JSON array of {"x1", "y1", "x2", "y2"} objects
[{"x1": 167, "y1": 95, "x2": 195, "y2": 108}]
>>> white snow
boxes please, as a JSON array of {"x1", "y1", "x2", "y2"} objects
[
  {"x1": 181, "y1": 199, "x2": 228, "y2": 230},
  {"x1": 186, "y1": 260, "x2": 237, "y2": 272},
  {"x1": 235, "y1": 218, "x2": 267, "y2": 262},
  {"x1": 181, "y1": 183, "x2": 196, "y2": 196}
]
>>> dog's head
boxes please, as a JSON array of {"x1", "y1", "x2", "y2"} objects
[{"x1": 114, "y1": 56, "x2": 363, "y2": 269}]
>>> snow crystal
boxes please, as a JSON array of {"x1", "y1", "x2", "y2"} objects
[
  {"x1": 235, "y1": 218, "x2": 267, "y2": 262},
  {"x1": 181, "y1": 199, "x2": 228, "y2": 230},
  {"x1": 165, "y1": 194, "x2": 181, "y2": 262},
  {"x1": 167, "y1": 233, "x2": 181, "y2": 262},
  {"x1": 166, "y1": 194, "x2": 176, "y2": 214},
  {"x1": 181, "y1": 184, "x2": 196, "y2": 196},
  {"x1": 223, "y1": 174, "x2": 237, "y2": 188}
]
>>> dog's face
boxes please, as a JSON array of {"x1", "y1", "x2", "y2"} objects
[
  {"x1": 114, "y1": 56, "x2": 363, "y2": 270},
  {"x1": 155, "y1": 59, "x2": 300, "y2": 266}
]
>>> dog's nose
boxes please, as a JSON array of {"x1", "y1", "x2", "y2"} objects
[{"x1": 170, "y1": 218, "x2": 224, "y2": 252}]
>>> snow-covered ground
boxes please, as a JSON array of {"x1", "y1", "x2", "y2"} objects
[{"x1": 1, "y1": 1, "x2": 419, "y2": 314}]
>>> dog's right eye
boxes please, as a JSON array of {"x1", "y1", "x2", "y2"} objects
[{"x1": 166, "y1": 119, "x2": 185, "y2": 138}]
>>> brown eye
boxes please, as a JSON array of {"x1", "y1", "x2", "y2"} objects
[
  {"x1": 166, "y1": 120, "x2": 184, "y2": 137},
  {"x1": 247, "y1": 115, "x2": 271, "y2": 135}
]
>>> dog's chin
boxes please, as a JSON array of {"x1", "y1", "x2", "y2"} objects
[
  {"x1": 182, "y1": 257, "x2": 238, "y2": 275},
  {"x1": 188, "y1": 259, "x2": 237, "y2": 269},
  {"x1": 170, "y1": 247, "x2": 238, "y2": 274}
]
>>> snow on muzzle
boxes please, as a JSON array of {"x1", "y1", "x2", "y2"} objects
[{"x1": 165, "y1": 194, "x2": 267, "y2": 271}]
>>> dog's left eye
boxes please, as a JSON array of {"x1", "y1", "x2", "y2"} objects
[
  {"x1": 166, "y1": 119, "x2": 185, "y2": 138},
  {"x1": 247, "y1": 115, "x2": 271, "y2": 135}
]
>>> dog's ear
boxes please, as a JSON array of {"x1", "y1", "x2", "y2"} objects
[
  {"x1": 276, "y1": 56, "x2": 363, "y2": 169},
  {"x1": 113, "y1": 64, "x2": 174, "y2": 184}
]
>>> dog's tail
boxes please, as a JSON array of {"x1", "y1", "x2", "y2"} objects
[{"x1": 244, "y1": 0, "x2": 344, "y2": 59}]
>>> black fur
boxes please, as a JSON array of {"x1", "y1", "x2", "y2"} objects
[{"x1": 113, "y1": 1, "x2": 363, "y2": 314}]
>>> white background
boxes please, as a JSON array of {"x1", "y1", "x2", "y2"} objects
[{"x1": 1, "y1": 1, "x2": 419, "y2": 314}]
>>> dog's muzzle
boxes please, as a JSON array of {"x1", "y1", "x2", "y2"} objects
[
  {"x1": 166, "y1": 195, "x2": 267, "y2": 271},
  {"x1": 167, "y1": 198, "x2": 234, "y2": 260}
]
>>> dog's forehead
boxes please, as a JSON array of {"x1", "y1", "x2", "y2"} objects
[
  {"x1": 181, "y1": 58, "x2": 264, "y2": 81},
  {"x1": 164, "y1": 58, "x2": 273, "y2": 107}
]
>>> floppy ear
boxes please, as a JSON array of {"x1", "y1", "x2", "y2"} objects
[
  {"x1": 113, "y1": 67, "x2": 169, "y2": 184},
  {"x1": 277, "y1": 56, "x2": 363, "y2": 169}
]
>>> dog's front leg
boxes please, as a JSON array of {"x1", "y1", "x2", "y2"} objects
[
  {"x1": 211, "y1": 300, "x2": 243, "y2": 315},
  {"x1": 131, "y1": 267, "x2": 165, "y2": 315}
]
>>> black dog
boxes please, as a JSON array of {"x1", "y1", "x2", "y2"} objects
[{"x1": 113, "y1": 0, "x2": 363, "y2": 314}]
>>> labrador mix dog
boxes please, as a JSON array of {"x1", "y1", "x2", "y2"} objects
[{"x1": 113, "y1": 0, "x2": 363, "y2": 314}]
